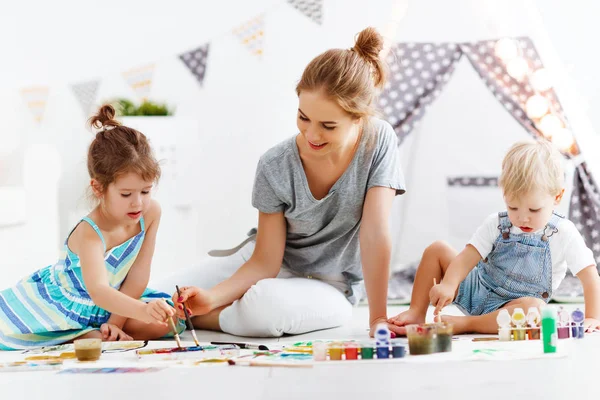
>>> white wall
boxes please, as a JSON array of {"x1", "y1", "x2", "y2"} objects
[{"x1": 0, "y1": 0, "x2": 598, "y2": 287}]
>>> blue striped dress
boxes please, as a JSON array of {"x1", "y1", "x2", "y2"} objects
[{"x1": 0, "y1": 216, "x2": 184, "y2": 350}]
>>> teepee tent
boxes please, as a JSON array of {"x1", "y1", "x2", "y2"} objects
[{"x1": 380, "y1": 1, "x2": 600, "y2": 300}]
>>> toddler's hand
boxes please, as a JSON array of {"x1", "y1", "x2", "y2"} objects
[
  {"x1": 584, "y1": 318, "x2": 600, "y2": 333},
  {"x1": 142, "y1": 299, "x2": 175, "y2": 325},
  {"x1": 429, "y1": 281, "x2": 455, "y2": 317}
]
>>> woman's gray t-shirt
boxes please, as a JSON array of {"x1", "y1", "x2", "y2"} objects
[{"x1": 251, "y1": 118, "x2": 405, "y2": 290}]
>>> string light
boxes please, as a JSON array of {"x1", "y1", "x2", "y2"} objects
[
  {"x1": 525, "y1": 95, "x2": 549, "y2": 119},
  {"x1": 538, "y1": 114, "x2": 563, "y2": 138},
  {"x1": 494, "y1": 38, "x2": 519, "y2": 62},
  {"x1": 551, "y1": 127, "x2": 575, "y2": 152},
  {"x1": 506, "y1": 57, "x2": 530, "y2": 81},
  {"x1": 531, "y1": 68, "x2": 552, "y2": 91}
]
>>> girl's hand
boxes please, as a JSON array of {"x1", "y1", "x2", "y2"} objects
[
  {"x1": 429, "y1": 281, "x2": 455, "y2": 317},
  {"x1": 584, "y1": 318, "x2": 600, "y2": 333},
  {"x1": 172, "y1": 286, "x2": 214, "y2": 319},
  {"x1": 141, "y1": 300, "x2": 175, "y2": 326},
  {"x1": 100, "y1": 323, "x2": 133, "y2": 341}
]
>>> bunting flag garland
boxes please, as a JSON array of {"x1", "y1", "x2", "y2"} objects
[
  {"x1": 233, "y1": 15, "x2": 265, "y2": 58},
  {"x1": 20, "y1": 86, "x2": 49, "y2": 124},
  {"x1": 70, "y1": 79, "x2": 100, "y2": 117},
  {"x1": 287, "y1": 0, "x2": 324, "y2": 25},
  {"x1": 122, "y1": 64, "x2": 155, "y2": 101},
  {"x1": 179, "y1": 43, "x2": 210, "y2": 87}
]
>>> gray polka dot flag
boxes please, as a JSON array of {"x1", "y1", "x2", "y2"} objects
[
  {"x1": 70, "y1": 79, "x2": 100, "y2": 117},
  {"x1": 571, "y1": 162, "x2": 600, "y2": 267},
  {"x1": 287, "y1": 0, "x2": 323, "y2": 25},
  {"x1": 179, "y1": 43, "x2": 210, "y2": 87},
  {"x1": 378, "y1": 42, "x2": 463, "y2": 144}
]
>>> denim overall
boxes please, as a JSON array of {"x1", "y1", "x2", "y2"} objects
[{"x1": 454, "y1": 211, "x2": 562, "y2": 316}]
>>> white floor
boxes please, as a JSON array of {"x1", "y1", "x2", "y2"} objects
[{"x1": 1, "y1": 304, "x2": 598, "y2": 399}]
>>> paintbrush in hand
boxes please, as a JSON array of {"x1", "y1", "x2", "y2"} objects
[
  {"x1": 163, "y1": 299, "x2": 183, "y2": 348},
  {"x1": 176, "y1": 285, "x2": 200, "y2": 346},
  {"x1": 433, "y1": 278, "x2": 442, "y2": 323}
]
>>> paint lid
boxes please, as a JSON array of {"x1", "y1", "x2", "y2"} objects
[
  {"x1": 496, "y1": 309, "x2": 511, "y2": 327},
  {"x1": 541, "y1": 306, "x2": 557, "y2": 320},
  {"x1": 571, "y1": 308, "x2": 584, "y2": 323}
]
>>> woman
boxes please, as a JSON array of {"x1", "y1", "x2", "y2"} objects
[{"x1": 161, "y1": 27, "x2": 405, "y2": 337}]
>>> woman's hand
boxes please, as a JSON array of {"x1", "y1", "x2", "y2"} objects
[{"x1": 172, "y1": 286, "x2": 214, "y2": 318}]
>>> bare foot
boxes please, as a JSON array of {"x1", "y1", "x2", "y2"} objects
[
  {"x1": 441, "y1": 315, "x2": 472, "y2": 334},
  {"x1": 388, "y1": 308, "x2": 426, "y2": 336}
]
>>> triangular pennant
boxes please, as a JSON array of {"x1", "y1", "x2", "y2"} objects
[
  {"x1": 71, "y1": 79, "x2": 100, "y2": 117},
  {"x1": 378, "y1": 42, "x2": 463, "y2": 144},
  {"x1": 233, "y1": 15, "x2": 265, "y2": 58},
  {"x1": 179, "y1": 43, "x2": 210, "y2": 86},
  {"x1": 20, "y1": 86, "x2": 49, "y2": 124},
  {"x1": 287, "y1": 0, "x2": 323, "y2": 25},
  {"x1": 122, "y1": 64, "x2": 155, "y2": 101}
]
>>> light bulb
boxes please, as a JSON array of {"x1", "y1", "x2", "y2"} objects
[
  {"x1": 506, "y1": 57, "x2": 530, "y2": 81},
  {"x1": 538, "y1": 114, "x2": 563, "y2": 138},
  {"x1": 525, "y1": 95, "x2": 549, "y2": 119},
  {"x1": 494, "y1": 38, "x2": 518, "y2": 62},
  {"x1": 531, "y1": 68, "x2": 552, "y2": 91},
  {"x1": 551, "y1": 127, "x2": 575, "y2": 152}
]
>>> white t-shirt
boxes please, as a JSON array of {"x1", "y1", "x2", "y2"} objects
[{"x1": 469, "y1": 212, "x2": 596, "y2": 291}]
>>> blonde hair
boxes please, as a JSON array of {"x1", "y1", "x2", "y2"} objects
[
  {"x1": 295, "y1": 27, "x2": 387, "y2": 119},
  {"x1": 499, "y1": 139, "x2": 564, "y2": 200}
]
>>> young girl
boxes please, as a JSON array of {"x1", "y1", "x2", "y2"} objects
[
  {"x1": 390, "y1": 139, "x2": 600, "y2": 334},
  {"x1": 160, "y1": 27, "x2": 405, "y2": 337},
  {"x1": 0, "y1": 105, "x2": 183, "y2": 350}
]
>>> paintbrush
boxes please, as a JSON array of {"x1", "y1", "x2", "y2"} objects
[
  {"x1": 227, "y1": 359, "x2": 312, "y2": 368},
  {"x1": 433, "y1": 278, "x2": 441, "y2": 323},
  {"x1": 176, "y1": 285, "x2": 200, "y2": 346},
  {"x1": 211, "y1": 341, "x2": 269, "y2": 351},
  {"x1": 163, "y1": 299, "x2": 182, "y2": 348}
]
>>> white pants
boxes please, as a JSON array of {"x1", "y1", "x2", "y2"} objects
[{"x1": 153, "y1": 241, "x2": 354, "y2": 337}]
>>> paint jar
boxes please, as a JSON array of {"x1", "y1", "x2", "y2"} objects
[
  {"x1": 406, "y1": 324, "x2": 435, "y2": 355},
  {"x1": 312, "y1": 341, "x2": 327, "y2": 362},
  {"x1": 571, "y1": 309, "x2": 585, "y2": 339},
  {"x1": 527, "y1": 327, "x2": 541, "y2": 340},
  {"x1": 498, "y1": 327, "x2": 511, "y2": 341},
  {"x1": 328, "y1": 342, "x2": 344, "y2": 361},
  {"x1": 74, "y1": 338, "x2": 102, "y2": 362},
  {"x1": 360, "y1": 343, "x2": 374, "y2": 360},
  {"x1": 526, "y1": 307, "x2": 541, "y2": 340},
  {"x1": 376, "y1": 345, "x2": 390, "y2": 359},
  {"x1": 434, "y1": 323, "x2": 453, "y2": 352},
  {"x1": 344, "y1": 343, "x2": 359, "y2": 360},
  {"x1": 557, "y1": 326, "x2": 570, "y2": 339},
  {"x1": 541, "y1": 307, "x2": 557, "y2": 354},
  {"x1": 391, "y1": 344, "x2": 406, "y2": 358},
  {"x1": 512, "y1": 327, "x2": 526, "y2": 341}
]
